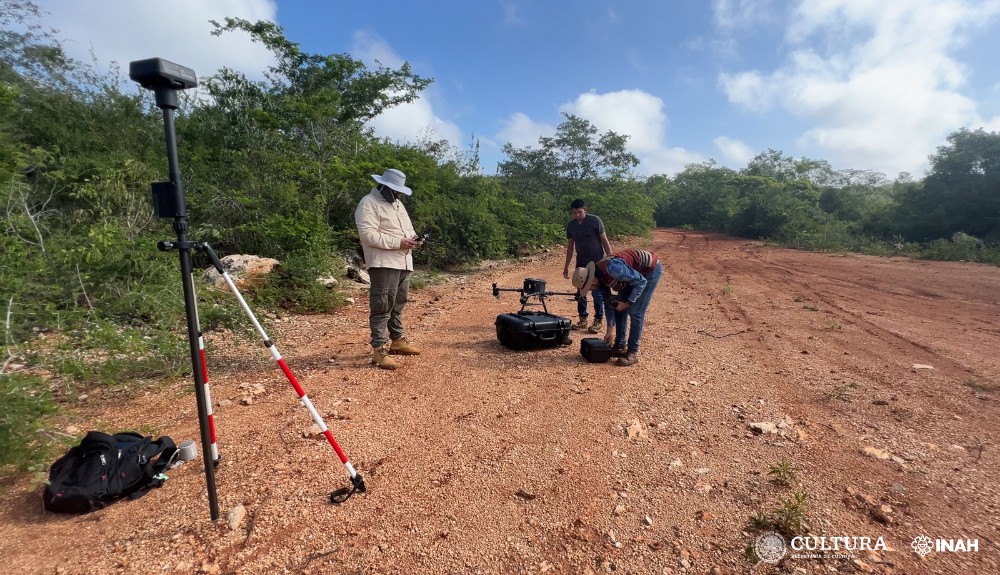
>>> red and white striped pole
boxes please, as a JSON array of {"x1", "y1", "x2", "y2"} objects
[
  {"x1": 190, "y1": 278, "x2": 220, "y2": 465},
  {"x1": 199, "y1": 244, "x2": 366, "y2": 501}
]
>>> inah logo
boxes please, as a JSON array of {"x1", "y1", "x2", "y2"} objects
[
  {"x1": 912, "y1": 535, "x2": 934, "y2": 557},
  {"x1": 936, "y1": 538, "x2": 979, "y2": 553},
  {"x1": 754, "y1": 531, "x2": 787, "y2": 564}
]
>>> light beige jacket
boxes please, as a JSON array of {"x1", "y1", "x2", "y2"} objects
[{"x1": 354, "y1": 188, "x2": 416, "y2": 270}]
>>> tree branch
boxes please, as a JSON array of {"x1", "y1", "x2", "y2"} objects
[
  {"x1": 75, "y1": 264, "x2": 93, "y2": 315},
  {"x1": 1, "y1": 296, "x2": 16, "y2": 374},
  {"x1": 19, "y1": 182, "x2": 45, "y2": 252}
]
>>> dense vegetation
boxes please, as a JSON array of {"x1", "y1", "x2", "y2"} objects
[{"x1": 2, "y1": 2, "x2": 998, "y2": 473}]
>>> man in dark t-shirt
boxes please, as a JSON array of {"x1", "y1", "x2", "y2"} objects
[{"x1": 562, "y1": 199, "x2": 613, "y2": 332}]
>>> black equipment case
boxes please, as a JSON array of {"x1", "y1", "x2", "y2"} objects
[
  {"x1": 580, "y1": 337, "x2": 613, "y2": 363},
  {"x1": 496, "y1": 311, "x2": 571, "y2": 350}
]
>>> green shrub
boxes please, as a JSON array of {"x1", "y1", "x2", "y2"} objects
[
  {"x1": 920, "y1": 232, "x2": 1000, "y2": 264},
  {"x1": 48, "y1": 319, "x2": 189, "y2": 388},
  {"x1": 0, "y1": 373, "x2": 57, "y2": 471},
  {"x1": 245, "y1": 250, "x2": 344, "y2": 313},
  {"x1": 767, "y1": 458, "x2": 799, "y2": 486}
]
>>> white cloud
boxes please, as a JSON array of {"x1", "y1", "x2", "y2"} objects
[
  {"x1": 351, "y1": 31, "x2": 463, "y2": 150},
  {"x1": 500, "y1": 1, "x2": 523, "y2": 25},
  {"x1": 497, "y1": 112, "x2": 555, "y2": 149},
  {"x1": 351, "y1": 30, "x2": 404, "y2": 69},
  {"x1": 714, "y1": 136, "x2": 756, "y2": 166},
  {"x1": 626, "y1": 49, "x2": 646, "y2": 71},
  {"x1": 640, "y1": 147, "x2": 708, "y2": 176},
  {"x1": 30, "y1": 1, "x2": 466, "y2": 151},
  {"x1": 558, "y1": 90, "x2": 705, "y2": 175},
  {"x1": 718, "y1": 0, "x2": 1000, "y2": 175},
  {"x1": 368, "y1": 98, "x2": 464, "y2": 149},
  {"x1": 717, "y1": 71, "x2": 776, "y2": 112},
  {"x1": 497, "y1": 90, "x2": 706, "y2": 176},
  {"x1": 33, "y1": 0, "x2": 278, "y2": 81},
  {"x1": 712, "y1": 0, "x2": 780, "y2": 29},
  {"x1": 560, "y1": 90, "x2": 666, "y2": 153}
]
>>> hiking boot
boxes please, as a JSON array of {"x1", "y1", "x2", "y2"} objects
[
  {"x1": 371, "y1": 345, "x2": 398, "y2": 369},
  {"x1": 587, "y1": 319, "x2": 604, "y2": 334},
  {"x1": 571, "y1": 317, "x2": 589, "y2": 330},
  {"x1": 389, "y1": 337, "x2": 421, "y2": 355},
  {"x1": 612, "y1": 344, "x2": 627, "y2": 357},
  {"x1": 617, "y1": 351, "x2": 639, "y2": 367}
]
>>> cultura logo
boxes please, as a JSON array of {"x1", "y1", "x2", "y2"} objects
[
  {"x1": 911, "y1": 535, "x2": 934, "y2": 557},
  {"x1": 754, "y1": 531, "x2": 787, "y2": 564},
  {"x1": 790, "y1": 536, "x2": 887, "y2": 552}
]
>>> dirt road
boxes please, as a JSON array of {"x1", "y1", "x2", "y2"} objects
[{"x1": 2, "y1": 229, "x2": 998, "y2": 574}]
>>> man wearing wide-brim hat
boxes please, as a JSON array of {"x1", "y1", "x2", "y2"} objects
[
  {"x1": 572, "y1": 248, "x2": 662, "y2": 366},
  {"x1": 355, "y1": 168, "x2": 424, "y2": 369}
]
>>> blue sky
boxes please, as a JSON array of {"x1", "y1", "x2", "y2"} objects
[{"x1": 31, "y1": 0, "x2": 1000, "y2": 179}]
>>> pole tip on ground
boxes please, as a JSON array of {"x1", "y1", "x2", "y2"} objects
[{"x1": 329, "y1": 474, "x2": 367, "y2": 504}]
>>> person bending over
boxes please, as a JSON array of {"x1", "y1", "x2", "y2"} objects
[{"x1": 572, "y1": 248, "x2": 662, "y2": 367}]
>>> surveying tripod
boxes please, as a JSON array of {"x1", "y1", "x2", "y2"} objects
[{"x1": 129, "y1": 58, "x2": 365, "y2": 521}]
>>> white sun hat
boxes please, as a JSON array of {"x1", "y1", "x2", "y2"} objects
[{"x1": 371, "y1": 168, "x2": 413, "y2": 195}]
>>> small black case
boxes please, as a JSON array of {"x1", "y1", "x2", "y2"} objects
[{"x1": 580, "y1": 337, "x2": 612, "y2": 363}]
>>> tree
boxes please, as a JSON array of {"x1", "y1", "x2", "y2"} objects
[
  {"x1": 497, "y1": 114, "x2": 641, "y2": 227},
  {"x1": 500, "y1": 113, "x2": 638, "y2": 186},
  {"x1": 210, "y1": 18, "x2": 432, "y2": 127},
  {"x1": 663, "y1": 161, "x2": 738, "y2": 230},
  {"x1": 908, "y1": 128, "x2": 1000, "y2": 241},
  {"x1": 743, "y1": 149, "x2": 836, "y2": 186},
  {"x1": 729, "y1": 175, "x2": 822, "y2": 239},
  {"x1": 644, "y1": 175, "x2": 677, "y2": 227},
  {"x1": 176, "y1": 18, "x2": 435, "y2": 256},
  {"x1": 0, "y1": 0, "x2": 70, "y2": 86}
]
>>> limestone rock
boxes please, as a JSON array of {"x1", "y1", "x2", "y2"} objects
[{"x1": 203, "y1": 255, "x2": 279, "y2": 289}]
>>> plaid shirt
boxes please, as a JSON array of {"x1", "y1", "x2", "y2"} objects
[{"x1": 596, "y1": 249, "x2": 659, "y2": 304}]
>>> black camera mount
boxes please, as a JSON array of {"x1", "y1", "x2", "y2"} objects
[{"x1": 492, "y1": 277, "x2": 581, "y2": 314}]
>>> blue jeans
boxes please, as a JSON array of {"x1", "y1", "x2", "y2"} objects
[
  {"x1": 576, "y1": 287, "x2": 605, "y2": 320},
  {"x1": 622, "y1": 262, "x2": 662, "y2": 353},
  {"x1": 368, "y1": 267, "x2": 411, "y2": 347}
]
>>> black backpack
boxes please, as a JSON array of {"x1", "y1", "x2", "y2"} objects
[{"x1": 42, "y1": 431, "x2": 178, "y2": 513}]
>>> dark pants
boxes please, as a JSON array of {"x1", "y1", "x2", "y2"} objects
[
  {"x1": 368, "y1": 267, "x2": 411, "y2": 348},
  {"x1": 576, "y1": 287, "x2": 605, "y2": 320}
]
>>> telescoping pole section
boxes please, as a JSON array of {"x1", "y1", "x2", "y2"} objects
[
  {"x1": 198, "y1": 243, "x2": 367, "y2": 500},
  {"x1": 190, "y1": 280, "x2": 220, "y2": 464}
]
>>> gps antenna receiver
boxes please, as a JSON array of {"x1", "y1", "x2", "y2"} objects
[
  {"x1": 129, "y1": 57, "x2": 197, "y2": 89},
  {"x1": 129, "y1": 58, "x2": 198, "y2": 110}
]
